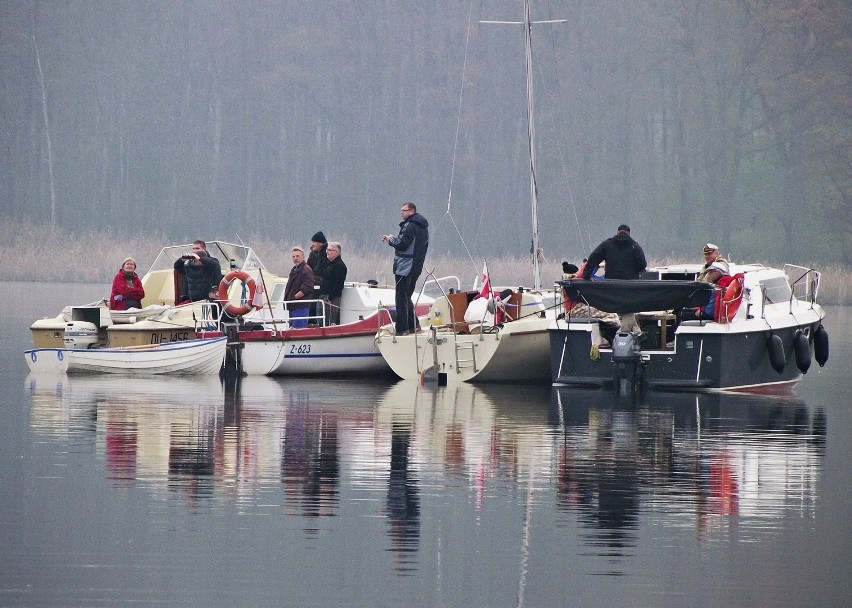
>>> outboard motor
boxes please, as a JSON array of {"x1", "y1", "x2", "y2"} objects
[
  {"x1": 64, "y1": 321, "x2": 99, "y2": 349},
  {"x1": 611, "y1": 331, "x2": 643, "y2": 397}
]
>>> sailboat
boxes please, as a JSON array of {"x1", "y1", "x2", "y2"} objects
[{"x1": 376, "y1": 1, "x2": 564, "y2": 384}]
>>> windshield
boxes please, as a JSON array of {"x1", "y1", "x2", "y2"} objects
[{"x1": 147, "y1": 241, "x2": 266, "y2": 274}]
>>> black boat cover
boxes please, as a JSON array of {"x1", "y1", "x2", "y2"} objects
[{"x1": 559, "y1": 279, "x2": 714, "y2": 313}]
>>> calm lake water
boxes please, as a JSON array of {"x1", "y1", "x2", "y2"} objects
[{"x1": 1, "y1": 281, "x2": 850, "y2": 607}]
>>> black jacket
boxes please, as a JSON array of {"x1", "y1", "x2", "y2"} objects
[
  {"x1": 583, "y1": 233, "x2": 647, "y2": 280},
  {"x1": 307, "y1": 244, "x2": 330, "y2": 286},
  {"x1": 174, "y1": 252, "x2": 223, "y2": 301},
  {"x1": 318, "y1": 256, "x2": 347, "y2": 300},
  {"x1": 388, "y1": 212, "x2": 429, "y2": 278}
]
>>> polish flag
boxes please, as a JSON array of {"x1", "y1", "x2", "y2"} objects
[{"x1": 478, "y1": 260, "x2": 492, "y2": 300}]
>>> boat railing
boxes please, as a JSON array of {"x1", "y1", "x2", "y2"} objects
[
  {"x1": 250, "y1": 297, "x2": 329, "y2": 329},
  {"x1": 784, "y1": 264, "x2": 821, "y2": 307}
]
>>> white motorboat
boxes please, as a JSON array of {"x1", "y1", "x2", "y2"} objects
[
  {"x1": 24, "y1": 336, "x2": 227, "y2": 375},
  {"x1": 550, "y1": 263, "x2": 829, "y2": 393},
  {"x1": 29, "y1": 240, "x2": 276, "y2": 349}
]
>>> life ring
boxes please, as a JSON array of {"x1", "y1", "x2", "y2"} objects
[
  {"x1": 718, "y1": 275, "x2": 743, "y2": 323},
  {"x1": 218, "y1": 270, "x2": 257, "y2": 317}
]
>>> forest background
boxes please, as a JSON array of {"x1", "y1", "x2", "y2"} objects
[{"x1": 1, "y1": 1, "x2": 850, "y2": 296}]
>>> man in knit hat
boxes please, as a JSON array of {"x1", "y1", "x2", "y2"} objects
[
  {"x1": 307, "y1": 231, "x2": 330, "y2": 324},
  {"x1": 307, "y1": 231, "x2": 330, "y2": 277},
  {"x1": 697, "y1": 243, "x2": 729, "y2": 282}
]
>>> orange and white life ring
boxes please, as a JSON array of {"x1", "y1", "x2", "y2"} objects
[
  {"x1": 218, "y1": 270, "x2": 257, "y2": 317},
  {"x1": 718, "y1": 275, "x2": 743, "y2": 323}
]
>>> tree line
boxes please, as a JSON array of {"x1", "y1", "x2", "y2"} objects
[{"x1": 1, "y1": 0, "x2": 849, "y2": 266}]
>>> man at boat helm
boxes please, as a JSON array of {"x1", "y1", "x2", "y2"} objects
[
  {"x1": 682, "y1": 262, "x2": 728, "y2": 321},
  {"x1": 697, "y1": 243, "x2": 730, "y2": 282},
  {"x1": 173, "y1": 240, "x2": 223, "y2": 303}
]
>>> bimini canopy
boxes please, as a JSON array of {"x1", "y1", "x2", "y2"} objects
[{"x1": 559, "y1": 279, "x2": 713, "y2": 314}]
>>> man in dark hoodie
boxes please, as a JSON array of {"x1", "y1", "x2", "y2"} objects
[
  {"x1": 582, "y1": 224, "x2": 647, "y2": 332},
  {"x1": 381, "y1": 201, "x2": 429, "y2": 335}
]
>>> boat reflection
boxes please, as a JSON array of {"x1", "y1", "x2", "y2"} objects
[
  {"x1": 25, "y1": 374, "x2": 827, "y2": 574},
  {"x1": 550, "y1": 388, "x2": 827, "y2": 547}
]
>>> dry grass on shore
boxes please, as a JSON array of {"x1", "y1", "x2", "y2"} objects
[{"x1": 1, "y1": 222, "x2": 849, "y2": 305}]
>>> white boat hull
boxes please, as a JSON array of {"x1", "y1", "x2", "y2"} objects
[
  {"x1": 240, "y1": 331, "x2": 389, "y2": 376},
  {"x1": 24, "y1": 337, "x2": 227, "y2": 376},
  {"x1": 376, "y1": 316, "x2": 552, "y2": 383}
]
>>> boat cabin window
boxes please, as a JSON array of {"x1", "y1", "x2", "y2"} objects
[
  {"x1": 760, "y1": 276, "x2": 792, "y2": 304},
  {"x1": 660, "y1": 271, "x2": 696, "y2": 281},
  {"x1": 270, "y1": 283, "x2": 286, "y2": 304},
  {"x1": 640, "y1": 270, "x2": 697, "y2": 281}
]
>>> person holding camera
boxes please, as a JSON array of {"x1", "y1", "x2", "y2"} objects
[{"x1": 173, "y1": 240, "x2": 223, "y2": 303}]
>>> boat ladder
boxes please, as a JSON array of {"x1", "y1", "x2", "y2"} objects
[{"x1": 454, "y1": 338, "x2": 478, "y2": 373}]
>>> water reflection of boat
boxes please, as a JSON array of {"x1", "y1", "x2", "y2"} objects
[
  {"x1": 27, "y1": 373, "x2": 226, "y2": 484},
  {"x1": 550, "y1": 387, "x2": 826, "y2": 540}
]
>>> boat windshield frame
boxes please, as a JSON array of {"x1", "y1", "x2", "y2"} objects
[{"x1": 146, "y1": 241, "x2": 266, "y2": 274}]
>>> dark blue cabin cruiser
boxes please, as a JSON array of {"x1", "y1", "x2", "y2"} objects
[{"x1": 550, "y1": 263, "x2": 828, "y2": 394}]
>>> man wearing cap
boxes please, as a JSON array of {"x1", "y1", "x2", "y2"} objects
[
  {"x1": 582, "y1": 224, "x2": 647, "y2": 332},
  {"x1": 697, "y1": 243, "x2": 729, "y2": 282},
  {"x1": 683, "y1": 261, "x2": 729, "y2": 321}
]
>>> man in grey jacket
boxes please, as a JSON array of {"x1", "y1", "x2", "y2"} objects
[{"x1": 381, "y1": 202, "x2": 429, "y2": 335}]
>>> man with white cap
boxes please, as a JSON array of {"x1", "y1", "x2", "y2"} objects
[
  {"x1": 683, "y1": 261, "x2": 729, "y2": 321},
  {"x1": 697, "y1": 243, "x2": 729, "y2": 282}
]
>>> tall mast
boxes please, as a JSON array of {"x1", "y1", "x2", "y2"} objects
[
  {"x1": 483, "y1": 1, "x2": 564, "y2": 291},
  {"x1": 523, "y1": 0, "x2": 541, "y2": 290}
]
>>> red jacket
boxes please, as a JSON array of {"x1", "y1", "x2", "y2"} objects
[{"x1": 109, "y1": 270, "x2": 145, "y2": 310}]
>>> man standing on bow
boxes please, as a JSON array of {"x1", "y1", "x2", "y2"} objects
[{"x1": 381, "y1": 202, "x2": 429, "y2": 335}]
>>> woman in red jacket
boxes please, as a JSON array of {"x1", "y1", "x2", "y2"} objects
[{"x1": 109, "y1": 257, "x2": 145, "y2": 310}]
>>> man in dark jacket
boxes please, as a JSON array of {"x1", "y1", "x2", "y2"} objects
[
  {"x1": 316, "y1": 241, "x2": 347, "y2": 325},
  {"x1": 284, "y1": 246, "x2": 315, "y2": 328},
  {"x1": 307, "y1": 231, "x2": 330, "y2": 280},
  {"x1": 307, "y1": 231, "x2": 330, "y2": 320},
  {"x1": 381, "y1": 201, "x2": 429, "y2": 335},
  {"x1": 582, "y1": 224, "x2": 647, "y2": 331},
  {"x1": 173, "y1": 240, "x2": 223, "y2": 302}
]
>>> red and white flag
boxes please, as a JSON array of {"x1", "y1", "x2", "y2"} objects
[
  {"x1": 478, "y1": 260, "x2": 492, "y2": 300},
  {"x1": 252, "y1": 278, "x2": 265, "y2": 309}
]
